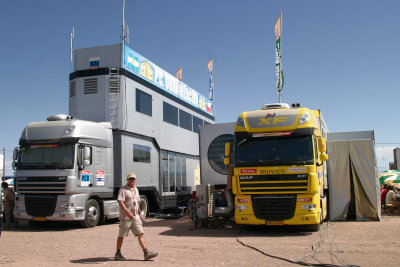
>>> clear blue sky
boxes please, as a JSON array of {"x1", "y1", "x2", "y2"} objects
[{"x1": 1, "y1": 0, "x2": 399, "y2": 176}]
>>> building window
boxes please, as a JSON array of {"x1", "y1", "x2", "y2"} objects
[
  {"x1": 192, "y1": 116, "x2": 203, "y2": 133},
  {"x1": 208, "y1": 134, "x2": 235, "y2": 175},
  {"x1": 161, "y1": 150, "x2": 188, "y2": 193},
  {"x1": 163, "y1": 102, "x2": 178, "y2": 126},
  {"x1": 133, "y1": 144, "x2": 150, "y2": 163},
  {"x1": 179, "y1": 109, "x2": 192, "y2": 131},
  {"x1": 136, "y1": 89, "x2": 152, "y2": 116}
]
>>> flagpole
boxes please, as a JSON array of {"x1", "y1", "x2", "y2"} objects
[
  {"x1": 212, "y1": 58, "x2": 215, "y2": 117},
  {"x1": 280, "y1": 12, "x2": 283, "y2": 103}
]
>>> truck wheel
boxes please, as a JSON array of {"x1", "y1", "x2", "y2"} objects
[
  {"x1": 80, "y1": 199, "x2": 100, "y2": 228},
  {"x1": 139, "y1": 195, "x2": 148, "y2": 218}
]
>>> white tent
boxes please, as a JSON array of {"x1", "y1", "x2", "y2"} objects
[{"x1": 327, "y1": 131, "x2": 380, "y2": 221}]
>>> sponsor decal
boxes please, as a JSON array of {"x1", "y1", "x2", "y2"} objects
[
  {"x1": 80, "y1": 170, "x2": 90, "y2": 187},
  {"x1": 96, "y1": 171, "x2": 105, "y2": 186},
  {"x1": 298, "y1": 197, "x2": 312, "y2": 202},
  {"x1": 240, "y1": 169, "x2": 257, "y2": 174},
  {"x1": 89, "y1": 57, "x2": 100, "y2": 69},
  {"x1": 239, "y1": 176, "x2": 254, "y2": 180},
  {"x1": 237, "y1": 198, "x2": 250, "y2": 203},
  {"x1": 259, "y1": 169, "x2": 285, "y2": 175},
  {"x1": 288, "y1": 167, "x2": 306, "y2": 173}
]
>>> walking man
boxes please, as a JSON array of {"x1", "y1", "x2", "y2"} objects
[{"x1": 115, "y1": 173, "x2": 158, "y2": 261}]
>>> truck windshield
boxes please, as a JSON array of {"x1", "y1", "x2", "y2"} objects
[
  {"x1": 17, "y1": 144, "x2": 75, "y2": 169},
  {"x1": 235, "y1": 135, "x2": 314, "y2": 166}
]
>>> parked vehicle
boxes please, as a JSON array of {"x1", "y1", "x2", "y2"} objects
[{"x1": 224, "y1": 103, "x2": 329, "y2": 231}]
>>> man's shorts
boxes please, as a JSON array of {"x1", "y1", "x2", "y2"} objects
[{"x1": 118, "y1": 218, "x2": 144, "y2": 237}]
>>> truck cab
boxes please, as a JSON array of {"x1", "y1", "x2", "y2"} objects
[{"x1": 13, "y1": 114, "x2": 118, "y2": 227}]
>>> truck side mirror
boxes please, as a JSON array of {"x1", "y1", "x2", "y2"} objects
[
  {"x1": 81, "y1": 146, "x2": 91, "y2": 167},
  {"x1": 224, "y1": 157, "x2": 231, "y2": 166},
  {"x1": 320, "y1": 153, "x2": 328, "y2": 162},
  {"x1": 318, "y1": 138, "x2": 327, "y2": 153},
  {"x1": 13, "y1": 147, "x2": 18, "y2": 161},
  {"x1": 83, "y1": 146, "x2": 91, "y2": 160},
  {"x1": 12, "y1": 147, "x2": 18, "y2": 169},
  {"x1": 225, "y1": 142, "x2": 231, "y2": 157},
  {"x1": 224, "y1": 142, "x2": 231, "y2": 166}
]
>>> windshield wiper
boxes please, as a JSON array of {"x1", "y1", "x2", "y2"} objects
[
  {"x1": 281, "y1": 157, "x2": 312, "y2": 165},
  {"x1": 237, "y1": 139, "x2": 248, "y2": 147},
  {"x1": 45, "y1": 162, "x2": 67, "y2": 169}
]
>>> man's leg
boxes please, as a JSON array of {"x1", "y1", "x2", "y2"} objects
[
  {"x1": 138, "y1": 234, "x2": 158, "y2": 260},
  {"x1": 115, "y1": 236, "x2": 126, "y2": 261},
  {"x1": 137, "y1": 233, "x2": 147, "y2": 250},
  {"x1": 116, "y1": 236, "x2": 124, "y2": 250}
]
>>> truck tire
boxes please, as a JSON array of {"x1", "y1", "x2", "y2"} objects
[
  {"x1": 139, "y1": 195, "x2": 148, "y2": 218},
  {"x1": 80, "y1": 199, "x2": 100, "y2": 228}
]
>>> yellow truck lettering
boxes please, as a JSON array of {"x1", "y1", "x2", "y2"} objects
[{"x1": 257, "y1": 116, "x2": 287, "y2": 126}]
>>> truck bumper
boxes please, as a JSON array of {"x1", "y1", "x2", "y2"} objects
[{"x1": 14, "y1": 194, "x2": 88, "y2": 222}]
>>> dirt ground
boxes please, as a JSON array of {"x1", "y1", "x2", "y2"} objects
[{"x1": 0, "y1": 214, "x2": 398, "y2": 267}]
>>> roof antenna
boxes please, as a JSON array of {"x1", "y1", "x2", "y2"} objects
[
  {"x1": 121, "y1": 0, "x2": 128, "y2": 45},
  {"x1": 70, "y1": 26, "x2": 74, "y2": 73}
]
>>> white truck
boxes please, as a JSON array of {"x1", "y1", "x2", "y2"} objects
[{"x1": 13, "y1": 115, "x2": 144, "y2": 227}]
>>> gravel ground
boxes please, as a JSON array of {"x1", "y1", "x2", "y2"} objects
[{"x1": 0, "y1": 215, "x2": 398, "y2": 266}]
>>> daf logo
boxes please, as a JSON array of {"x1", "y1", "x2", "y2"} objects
[{"x1": 265, "y1": 113, "x2": 276, "y2": 119}]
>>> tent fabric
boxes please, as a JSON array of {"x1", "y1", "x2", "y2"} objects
[
  {"x1": 327, "y1": 132, "x2": 380, "y2": 221},
  {"x1": 349, "y1": 140, "x2": 380, "y2": 221},
  {"x1": 327, "y1": 141, "x2": 350, "y2": 221}
]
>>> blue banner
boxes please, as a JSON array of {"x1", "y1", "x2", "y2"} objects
[{"x1": 123, "y1": 45, "x2": 213, "y2": 116}]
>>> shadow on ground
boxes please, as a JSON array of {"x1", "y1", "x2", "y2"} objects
[
  {"x1": 143, "y1": 216, "x2": 313, "y2": 238},
  {"x1": 69, "y1": 257, "x2": 153, "y2": 264}
]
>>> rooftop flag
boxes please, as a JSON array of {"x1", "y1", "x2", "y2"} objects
[
  {"x1": 176, "y1": 67, "x2": 182, "y2": 81},
  {"x1": 275, "y1": 13, "x2": 284, "y2": 98},
  {"x1": 208, "y1": 59, "x2": 214, "y2": 101}
]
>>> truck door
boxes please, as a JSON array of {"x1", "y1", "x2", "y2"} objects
[{"x1": 77, "y1": 145, "x2": 95, "y2": 193}]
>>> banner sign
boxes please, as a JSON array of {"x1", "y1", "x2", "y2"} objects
[
  {"x1": 275, "y1": 14, "x2": 284, "y2": 92},
  {"x1": 123, "y1": 45, "x2": 213, "y2": 115}
]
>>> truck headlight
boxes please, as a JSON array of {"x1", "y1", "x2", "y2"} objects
[
  {"x1": 60, "y1": 202, "x2": 74, "y2": 208},
  {"x1": 299, "y1": 112, "x2": 310, "y2": 124}
]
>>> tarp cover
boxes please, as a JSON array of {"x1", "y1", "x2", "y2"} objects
[{"x1": 327, "y1": 131, "x2": 380, "y2": 221}]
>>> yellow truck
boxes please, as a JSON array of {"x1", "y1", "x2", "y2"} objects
[{"x1": 224, "y1": 103, "x2": 328, "y2": 230}]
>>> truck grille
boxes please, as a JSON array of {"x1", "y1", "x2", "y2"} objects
[
  {"x1": 239, "y1": 174, "x2": 308, "y2": 193},
  {"x1": 252, "y1": 194, "x2": 297, "y2": 220},
  {"x1": 15, "y1": 177, "x2": 67, "y2": 194},
  {"x1": 25, "y1": 194, "x2": 58, "y2": 217}
]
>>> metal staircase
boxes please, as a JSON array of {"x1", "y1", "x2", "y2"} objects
[{"x1": 108, "y1": 67, "x2": 120, "y2": 128}]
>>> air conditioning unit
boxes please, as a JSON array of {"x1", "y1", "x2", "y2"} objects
[{"x1": 261, "y1": 103, "x2": 290, "y2": 110}]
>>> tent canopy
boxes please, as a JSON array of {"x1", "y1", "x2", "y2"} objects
[{"x1": 327, "y1": 131, "x2": 380, "y2": 221}]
